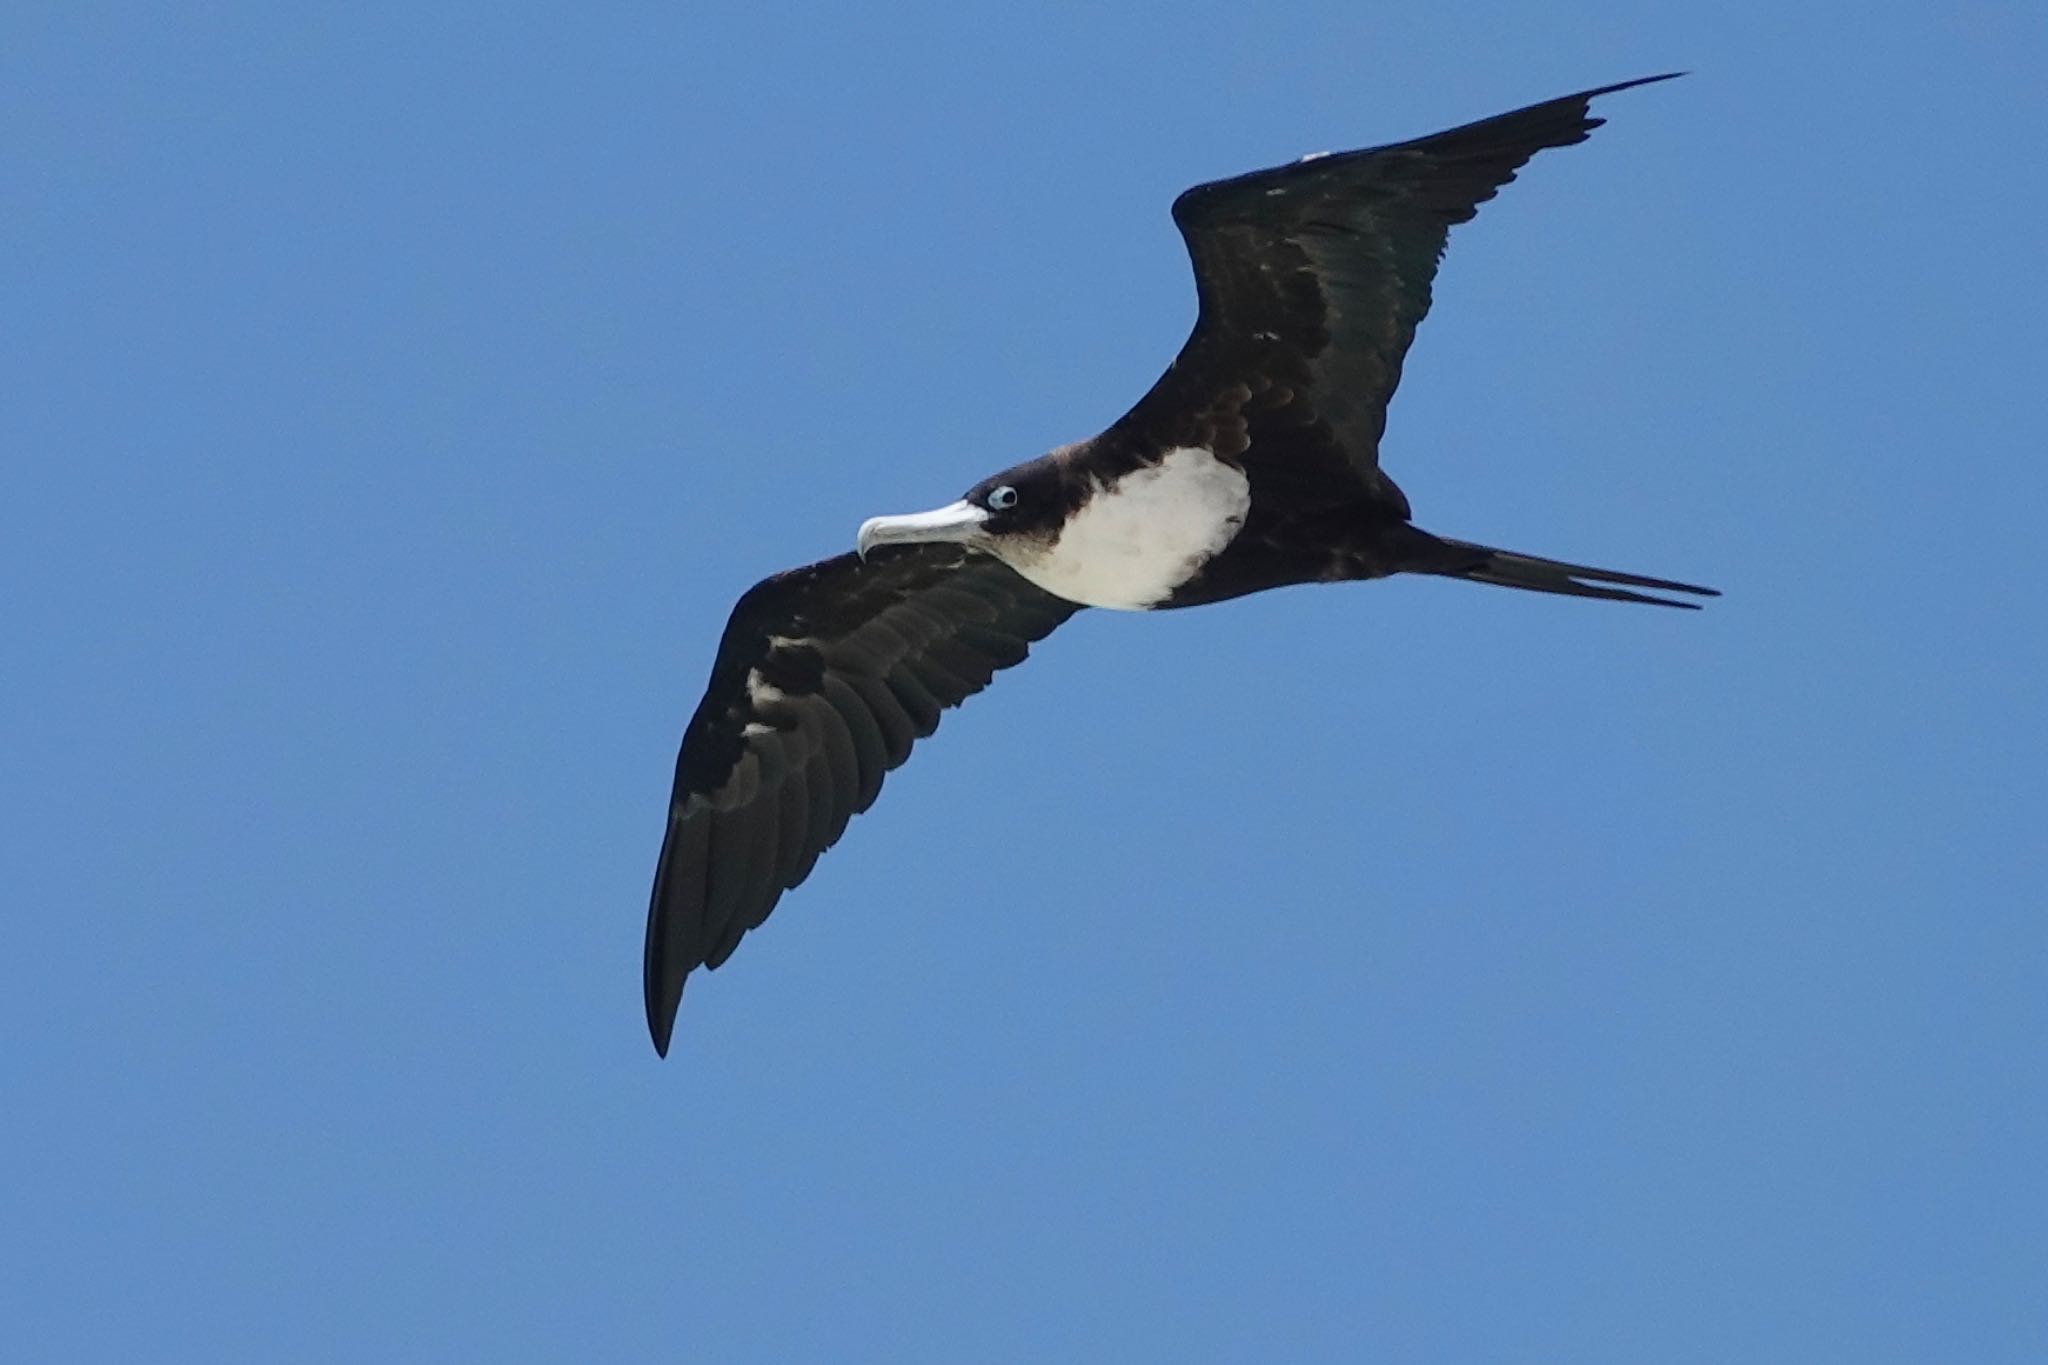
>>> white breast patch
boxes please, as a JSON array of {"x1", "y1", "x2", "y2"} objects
[{"x1": 1001, "y1": 447, "x2": 1249, "y2": 610}]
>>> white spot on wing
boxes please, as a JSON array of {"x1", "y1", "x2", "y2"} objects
[
  {"x1": 745, "y1": 668, "x2": 787, "y2": 707},
  {"x1": 999, "y1": 447, "x2": 1249, "y2": 611}
]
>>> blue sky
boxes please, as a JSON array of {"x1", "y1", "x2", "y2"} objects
[{"x1": 7, "y1": 3, "x2": 2046, "y2": 1360}]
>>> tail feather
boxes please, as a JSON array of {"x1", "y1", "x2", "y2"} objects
[{"x1": 1423, "y1": 535, "x2": 1719, "y2": 610}]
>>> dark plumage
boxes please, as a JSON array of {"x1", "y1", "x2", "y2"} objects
[
  {"x1": 643, "y1": 547, "x2": 1073, "y2": 1047},
  {"x1": 644, "y1": 75, "x2": 1714, "y2": 1055}
]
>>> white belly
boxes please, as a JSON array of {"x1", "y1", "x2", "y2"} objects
[{"x1": 1000, "y1": 447, "x2": 1249, "y2": 610}]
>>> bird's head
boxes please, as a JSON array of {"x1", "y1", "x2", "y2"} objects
[{"x1": 856, "y1": 452, "x2": 1074, "y2": 562}]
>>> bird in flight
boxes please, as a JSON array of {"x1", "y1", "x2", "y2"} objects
[{"x1": 644, "y1": 74, "x2": 1714, "y2": 1055}]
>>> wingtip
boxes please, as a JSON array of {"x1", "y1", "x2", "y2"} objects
[
  {"x1": 1574, "y1": 73, "x2": 1686, "y2": 126},
  {"x1": 1589, "y1": 72, "x2": 1688, "y2": 98},
  {"x1": 645, "y1": 943, "x2": 680, "y2": 1058}
]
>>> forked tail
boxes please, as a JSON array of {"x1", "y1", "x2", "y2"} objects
[{"x1": 1406, "y1": 531, "x2": 1719, "y2": 609}]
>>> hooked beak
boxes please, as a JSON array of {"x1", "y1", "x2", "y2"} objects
[{"x1": 856, "y1": 500, "x2": 991, "y2": 560}]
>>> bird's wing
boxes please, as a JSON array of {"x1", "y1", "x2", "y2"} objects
[
  {"x1": 644, "y1": 544, "x2": 1078, "y2": 1054},
  {"x1": 1105, "y1": 75, "x2": 1679, "y2": 516}
]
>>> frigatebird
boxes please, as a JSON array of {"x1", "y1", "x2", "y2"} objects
[{"x1": 644, "y1": 75, "x2": 1714, "y2": 1055}]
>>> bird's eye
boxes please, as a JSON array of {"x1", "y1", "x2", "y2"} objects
[{"x1": 985, "y1": 485, "x2": 1019, "y2": 511}]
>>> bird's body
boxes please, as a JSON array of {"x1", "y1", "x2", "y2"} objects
[
  {"x1": 950, "y1": 445, "x2": 1253, "y2": 610},
  {"x1": 644, "y1": 75, "x2": 1716, "y2": 1054}
]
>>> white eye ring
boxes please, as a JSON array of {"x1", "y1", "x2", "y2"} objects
[{"x1": 986, "y1": 485, "x2": 1019, "y2": 511}]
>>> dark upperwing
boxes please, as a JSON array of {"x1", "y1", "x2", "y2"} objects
[
  {"x1": 644, "y1": 545, "x2": 1077, "y2": 1054},
  {"x1": 1099, "y1": 75, "x2": 1682, "y2": 516}
]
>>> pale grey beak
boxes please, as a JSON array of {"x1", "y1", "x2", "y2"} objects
[{"x1": 856, "y1": 500, "x2": 991, "y2": 560}]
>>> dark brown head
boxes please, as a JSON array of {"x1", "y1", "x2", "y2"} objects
[{"x1": 856, "y1": 450, "x2": 1083, "y2": 561}]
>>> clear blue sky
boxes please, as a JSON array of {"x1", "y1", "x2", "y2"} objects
[{"x1": 8, "y1": 4, "x2": 2045, "y2": 1361}]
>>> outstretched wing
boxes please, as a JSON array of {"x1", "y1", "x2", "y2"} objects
[
  {"x1": 1106, "y1": 75, "x2": 1680, "y2": 515},
  {"x1": 644, "y1": 544, "x2": 1078, "y2": 1054}
]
